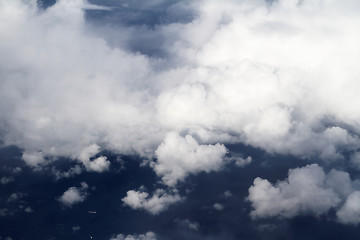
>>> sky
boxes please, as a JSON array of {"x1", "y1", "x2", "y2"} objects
[{"x1": 1, "y1": 0, "x2": 360, "y2": 239}]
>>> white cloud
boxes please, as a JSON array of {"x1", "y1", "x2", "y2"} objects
[
  {"x1": 248, "y1": 164, "x2": 341, "y2": 218},
  {"x1": 1, "y1": 0, "x2": 360, "y2": 187},
  {"x1": 213, "y1": 203, "x2": 224, "y2": 211},
  {"x1": 0, "y1": 177, "x2": 14, "y2": 185},
  {"x1": 227, "y1": 156, "x2": 252, "y2": 167},
  {"x1": 58, "y1": 182, "x2": 89, "y2": 207},
  {"x1": 122, "y1": 188, "x2": 183, "y2": 215},
  {"x1": 175, "y1": 219, "x2": 200, "y2": 231},
  {"x1": 78, "y1": 144, "x2": 110, "y2": 172},
  {"x1": 72, "y1": 225, "x2": 81, "y2": 232},
  {"x1": 224, "y1": 190, "x2": 232, "y2": 198},
  {"x1": 154, "y1": 132, "x2": 227, "y2": 186},
  {"x1": 52, "y1": 165, "x2": 83, "y2": 180},
  {"x1": 21, "y1": 152, "x2": 45, "y2": 167},
  {"x1": 110, "y1": 232, "x2": 156, "y2": 240},
  {"x1": 24, "y1": 206, "x2": 33, "y2": 213},
  {"x1": 337, "y1": 191, "x2": 360, "y2": 225},
  {"x1": 7, "y1": 192, "x2": 25, "y2": 202},
  {"x1": 248, "y1": 164, "x2": 360, "y2": 224}
]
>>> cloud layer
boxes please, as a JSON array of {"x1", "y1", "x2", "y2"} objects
[
  {"x1": 2, "y1": 0, "x2": 360, "y2": 223},
  {"x1": 1, "y1": 0, "x2": 360, "y2": 169}
]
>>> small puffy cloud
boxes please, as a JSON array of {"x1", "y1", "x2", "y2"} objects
[
  {"x1": 21, "y1": 152, "x2": 45, "y2": 167},
  {"x1": 7, "y1": 192, "x2": 25, "y2": 202},
  {"x1": 224, "y1": 191, "x2": 232, "y2": 198},
  {"x1": 248, "y1": 164, "x2": 341, "y2": 218},
  {"x1": 226, "y1": 155, "x2": 252, "y2": 167},
  {"x1": 58, "y1": 182, "x2": 89, "y2": 207},
  {"x1": 78, "y1": 145, "x2": 110, "y2": 173},
  {"x1": 175, "y1": 219, "x2": 200, "y2": 231},
  {"x1": 122, "y1": 188, "x2": 182, "y2": 215},
  {"x1": 52, "y1": 165, "x2": 83, "y2": 181},
  {"x1": 154, "y1": 132, "x2": 227, "y2": 186},
  {"x1": 213, "y1": 203, "x2": 224, "y2": 211},
  {"x1": 24, "y1": 206, "x2": 33, "y2": 213},
  {"x1": 85, "y1": 156, "x2": 110, "y2": 173},
  {"x1": 337, "y1": 191, "x2": 360, "y2": 225},
  {"x1": 110, "y1": 232, "x2": 156, "y2": 240},
  {"x1": 0, "y1": 177, "x2": 14, "y2": 185},
  {"x1": 0, "y1": 208, "x2": 10, "y2": 216},
  {"x1": 72, "y1": 225, "x2": 81, "y2": 232}
]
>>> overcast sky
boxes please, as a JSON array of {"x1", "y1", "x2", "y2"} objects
[{"x1": 1, "y1": 0, "x2": 360, "y2": 239}]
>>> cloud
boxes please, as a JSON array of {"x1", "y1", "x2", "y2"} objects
[
  {"x1": 21, "y1": 152, "x2": 45, "y2": 167},
  {"x1": 248, "y1": 163, "x2": 360, "y2": 223},
  {"x1": 110, "y1": 232, "x2": 156, "y2": 240},
  {"x1": 52, "y1": 165, "x2": 83, "y2": 180},
  {"x1": 72, "y1": 225, "x2": 81, "y2": 232},
  {"x1": 154, "y1": 132, "x2": 227, "y2": 186},
  {"x1": 122, "y1": 188, "x2": 183, "y2": 215},
  {"x1": 7, "y1": 192, "x2": 25, "y2": 202},
  {"x1": 224, "y1": 191, "x2": 232, "y2": 198},
  {"x1": 58, "y1": 182, "x2": 89, "y2": 207},
  {"x1": 0, "y1": 176, "x2": 14, "y2": 185},
  {"x1": 1, "y1": 0, "x2": 360, "y2": 189},
  {"x1": 24, "y1": 206, "x2": 33, "y2": 213},
  {"x1": 336, "y1": 191, "x2": 360, "y2": 225},
  {"x1": 175, "y1": 219, "x2": 200, "y2": 231},
  {"x1": 248, "y1": 164, "x2": 341, "y2": 218},
  {"x1": 213, "y1": 203, "x2": 224, "y2": 211}
]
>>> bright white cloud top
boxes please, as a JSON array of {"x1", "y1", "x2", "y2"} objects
[
  {"x1": 248, "y1": 164, "x2": 360, "y2": 224},
  {"x1": 58, "y1": 182, "x2": 89, "y2": 207},
  {"x1": 122, "y1": 188, "x2": 183, "y2": 215},
  {"x1": 2, "y1": 0, "x2": 360, "y2": 224}
]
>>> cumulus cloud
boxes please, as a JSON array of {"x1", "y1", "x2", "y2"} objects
[
  {"x1": 58, "y1": 182, "x2": 89, "y2": 207},
  {"x1": 248, "y1": 164, "x2": 341, "y2": 218},
  {"x1": 122, "y1": 188, "x2": 183, "y2": 215},
  {"x1": 1, "y1": 0, "x2": 360, "y2": 189},
  {"x1": 110, "y1": 232, "x2": 156, "y2": 240},
  {"x1": 154, "y1": 132, "x2": 227, "y2": 186},
  {"x1": 248, "y1": 164, "x2": 360, "y2": 224},
  {"x1": 52, "y1": 165, "x2": 83, "y2": 180},
  {"x1": 224, "y1": 191, "x2": 232, "y2": 198},
  {"x1": 213, "y1": 203, "x2": 224, "y2": 211},
  {"x1": 7, "y1": 192, "x2": 25, "y2": 202},
  {"x1": 175, "y1": 219, "x2": 200, "y2": 231},
  {"x1": 336, "y1": 191, "x2": 360, "y2": 225},
  {"x1": 0, "y1": 176, "x2": 14, "y2": 185}
]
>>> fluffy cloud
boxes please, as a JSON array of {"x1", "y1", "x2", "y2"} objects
[
  {"x1": 7, "y1": 192, "x2": 25, "y2": 202},
  {"x1": 213, "y1": 203, "x2": 224, "y2": 211},
  {"x1": 0, "y1": 177, "x2": 14, "y2": 185},
  {"x1": 248, "y1": 164, "x2": 360, "y2": 224},
  {"x1": 154, "y1": 132, "x2": 227, "y2": 186},
  {"x1": 337, "y1": 191, "x2": 360, "y2": 225},
  {"x1": 1, "y1": 0, "x2": 360, "y2": 188},
  {"x1": 58, "y1": 182, "x2": 89, "y2": 207},
  {"x1": 110, "y1": 232, "x2": 156, "y2": 240},
  {"x1": 122, "y1": 188, "x2": 183, "y2": 215}
]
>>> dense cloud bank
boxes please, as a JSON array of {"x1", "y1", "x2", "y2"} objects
[
  {"x1": 1, "y1": 0, "x2": 360, "y2": 170},
  {"x1": 2, "y1": 0, "x2": 360, "y2": 229}
]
